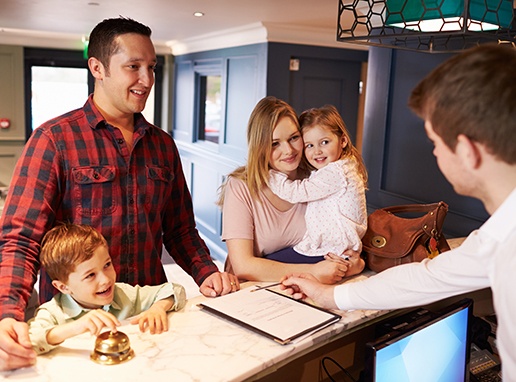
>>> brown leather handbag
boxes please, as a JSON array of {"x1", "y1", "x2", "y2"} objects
[{"x1": 362, "y1": 202, "x2": 450, "y2": 273}]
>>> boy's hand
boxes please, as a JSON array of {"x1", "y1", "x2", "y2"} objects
[
  {"x1": 75, "y1": 310, "x2": 120, "y2": 336},
  {"x1": 130, "y1": 299, "x2": 171, "y2": 334},
  {"x1": 47, "y1": 309, "x2": 120, "y2": 346}
]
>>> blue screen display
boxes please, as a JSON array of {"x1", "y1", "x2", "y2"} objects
[{"x1": 374, "y1": 307, "x2": 469, "y2": 382}]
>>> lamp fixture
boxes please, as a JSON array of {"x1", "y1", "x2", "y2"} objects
[{"x1": 337, "y1": 0, "x2": 516, "y2": 52}]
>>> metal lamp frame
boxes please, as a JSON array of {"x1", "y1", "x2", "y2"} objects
[{"x1": 337, "y1": 0, "x2": 516, "y2": 52}]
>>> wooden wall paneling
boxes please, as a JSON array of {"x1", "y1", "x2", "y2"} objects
[{"x1": 173, "y1": 60, "x2": 194, "y2": 142}]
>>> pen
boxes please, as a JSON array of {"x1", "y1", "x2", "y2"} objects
[{"x1": 251, "y1": 282, "x2": 282, "y2": 292}]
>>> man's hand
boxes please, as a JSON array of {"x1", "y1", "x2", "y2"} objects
[
  {"x1": 199, "y1": 272, "x2": 240, "y2": 297},
  {"x1": 0, "y1": 318, "x2": 36, "y2": 371},
  {"x1": 280, "y1": 273, "x2": 338, "y2": 310}
]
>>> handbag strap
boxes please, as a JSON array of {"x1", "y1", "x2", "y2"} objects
[
  {"x1": 383, "y1": 202, "x2": 449, "y2": 240},
  {"x1": 382, "y1": 202, "x2": 447, "y2": 215}
]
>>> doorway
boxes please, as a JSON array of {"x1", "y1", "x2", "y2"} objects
[{"x1": 288, "y1": 57, "x2": 365, "y2": 149}]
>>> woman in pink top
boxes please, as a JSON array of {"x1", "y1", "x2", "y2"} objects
[{"x1": 218, "y1": 97, "x2": 353, "y2": 284}]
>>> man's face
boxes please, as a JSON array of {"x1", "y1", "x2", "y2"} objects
[
  {"x1": 425, "y1": 120, "x2": 472, "y2": 197},
  {"x1": 97, "y1": 33, "x2": 156, "y2": 118}
]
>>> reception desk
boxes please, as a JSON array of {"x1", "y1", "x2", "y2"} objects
[{"x1": 0, "y1": 275, "x2": 392, "y2": 382}]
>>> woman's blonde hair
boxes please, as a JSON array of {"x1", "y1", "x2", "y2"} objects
[
  {"x1": 299, "y1": 105, "x2": 368, "y2": 188},
  {"x1": 217, "y1": 96, "x2": 303, "y2": 205}
]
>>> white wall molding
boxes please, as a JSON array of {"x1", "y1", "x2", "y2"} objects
[
  {"x1": 0, "y1": 27, "x2": 172, "y2": 55},
  {"x1": 0, "y1": 24, "x2": 364, "y2": 56}
]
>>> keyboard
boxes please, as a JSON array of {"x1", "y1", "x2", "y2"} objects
[{"x1": 470, "y1": 364, "x2": 501, "y2": 382}]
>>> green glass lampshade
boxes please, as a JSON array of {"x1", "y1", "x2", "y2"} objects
[{"x1": 386, "y1": 0, "x2": 513, "y2": 32}]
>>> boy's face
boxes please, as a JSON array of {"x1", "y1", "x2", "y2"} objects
[{"x1": 53, "y1": 245, "x2": 116, "y2": 309}]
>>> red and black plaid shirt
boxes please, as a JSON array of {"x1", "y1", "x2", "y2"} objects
[{"x1": 0, "y1": 95, "x2": 218, "y2": 320}]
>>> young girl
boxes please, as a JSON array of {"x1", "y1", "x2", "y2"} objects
[{"x1": 267, "y1": 105, "x2": 368, "y2": 276}]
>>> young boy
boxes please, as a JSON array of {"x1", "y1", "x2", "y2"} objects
[{"x1": 28, "y1": 224, "x2": 186, "y2": 355}]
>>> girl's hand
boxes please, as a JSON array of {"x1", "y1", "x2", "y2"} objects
[{"x1": 343, "y1": 256, "x2": 365, "y2": 277}]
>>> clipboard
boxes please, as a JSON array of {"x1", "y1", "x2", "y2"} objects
[{"x1": 198, "y1": 286, "x2": 341, "y2": 345}]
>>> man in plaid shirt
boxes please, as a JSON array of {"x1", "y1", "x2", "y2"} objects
[{"x1": 0, "y1": 17, "x2": 239, "y2": 370}]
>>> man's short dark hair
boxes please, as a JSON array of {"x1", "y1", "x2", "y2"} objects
[{"x1": 87, "y1": 16, "x2": 152, "y2": 71}]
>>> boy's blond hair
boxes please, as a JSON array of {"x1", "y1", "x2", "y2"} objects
[{"x1": 40, "y1": 223, "x2": 108, "y2": 283}]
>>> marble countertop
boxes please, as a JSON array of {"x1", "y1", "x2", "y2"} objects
[{"x1": 1, "y1": 276, "x2": 389, "y2": 382}]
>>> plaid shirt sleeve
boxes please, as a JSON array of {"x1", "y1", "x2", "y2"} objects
[
  {"x1": 0, "y1": 127, "x2": 61, "y2": 320},
  {"x1": 161, "y1": 140, "x2": 219, "y2": 285}
]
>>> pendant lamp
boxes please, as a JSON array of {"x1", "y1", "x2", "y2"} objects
[{"x1": 337, "y1": 0, "x2": 516, "y2": 52}]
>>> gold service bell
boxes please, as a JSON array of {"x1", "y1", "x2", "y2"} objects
[{"x1": 90, "y1": 330, "x2": 134, "y2": 365}]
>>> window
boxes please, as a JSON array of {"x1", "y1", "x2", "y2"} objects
[
  {"x1": 199, "y1": 75, "x2": 222, "y2": 144},
  {"x1": 194, "y1": 61, "x2": 223, "y2": 145},
  {"x1": 31, "y1": 66, "x2": 89, "y2": 130}
]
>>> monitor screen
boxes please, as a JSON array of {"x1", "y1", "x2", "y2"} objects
[{"x1": 364, "y1": 298, "x2": 473, "y2": 382}]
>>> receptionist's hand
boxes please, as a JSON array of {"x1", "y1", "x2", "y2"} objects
[{"x1": 280, "y1": 273, "x2": 338, "y2": 310}]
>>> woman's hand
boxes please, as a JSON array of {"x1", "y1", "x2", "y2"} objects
[
  {"x1": 311, "y1": 259, "x2": 348, "y2": 284},
  {"x1": 324, "y1": 252, "x2": 349, "y2": 264}
]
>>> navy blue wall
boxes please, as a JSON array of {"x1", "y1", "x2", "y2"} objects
[
  {"x1": 173, "y1": 42, "x2": 368, "y2": 260},
  {"x1": 362, "y1": 47, "x2": 489, "y2": 238}
]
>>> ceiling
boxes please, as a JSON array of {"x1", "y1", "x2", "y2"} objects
[{"x1": 0, "y1": 0, "x2": 349, "y2": 54}]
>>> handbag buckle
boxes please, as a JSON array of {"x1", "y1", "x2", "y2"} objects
[{"x1": 371, "y1": 235, "x2": 387, "y2": 248}]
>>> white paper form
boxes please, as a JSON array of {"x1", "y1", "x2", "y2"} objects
[{"x1": 198, "y1": 286, "x2": 341, "y2": 344}]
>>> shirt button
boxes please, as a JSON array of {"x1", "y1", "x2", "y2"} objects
[
  {"x1": 93, "y1": 173, "x2": 99, "y2": 179},
  {"x1": 129, "y1": 197, "x2": 134, "y2": 204},
  {"x1": 118, "y1": 139, "x2": 124, "y2": 144}
]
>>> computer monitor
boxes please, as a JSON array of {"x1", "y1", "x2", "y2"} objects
[{"x1": 364, "y1": 298, "x2": 473, "y2": 382}]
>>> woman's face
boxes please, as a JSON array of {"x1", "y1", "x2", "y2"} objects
[{"x1": 270, "y1": 116, "x2": 304, "y2": 178}]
